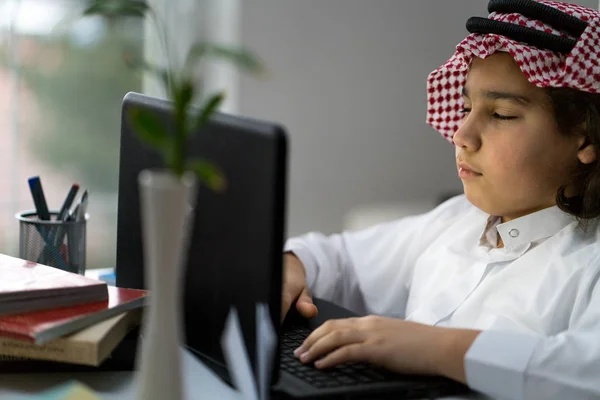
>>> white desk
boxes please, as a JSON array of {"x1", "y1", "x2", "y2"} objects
[{"x1": 0, "y1": 347, "x2": 241, "y2": 400}]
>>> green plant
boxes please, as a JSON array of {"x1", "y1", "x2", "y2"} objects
[{"x1": 83, "y1": 0, "x2": 264, "y2": 191}]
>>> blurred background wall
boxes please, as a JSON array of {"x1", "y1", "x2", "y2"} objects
[{"x1": 237, "y1": 0, "x2": 599, "y2": 236}]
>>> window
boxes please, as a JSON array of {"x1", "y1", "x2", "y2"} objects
[{"x1": 0, "y1": 0, "x2": 144, "y2": 269}]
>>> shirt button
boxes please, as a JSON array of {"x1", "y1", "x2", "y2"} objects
[{"x1": 509, "y1": 229, "x2": 520, "y2": 238}]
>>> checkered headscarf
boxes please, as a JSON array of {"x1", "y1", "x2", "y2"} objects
[{"x1": 426, "y1": 0, "x2": 600, "y2": 142}]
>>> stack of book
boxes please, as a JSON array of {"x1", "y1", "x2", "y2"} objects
[{"x1": 0, "y1": 254, "x2": 147, "y2": 368}]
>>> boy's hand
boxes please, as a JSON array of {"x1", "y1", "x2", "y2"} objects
[
  {"x1": 293, "y1": 315, "x2": 481, "y2": 384},
  {"x1": 281, "y1": 253, "x2": 319, "y2": 322}
]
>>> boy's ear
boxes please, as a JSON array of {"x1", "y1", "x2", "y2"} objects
[{"x1": 577, "y1": 136, "x2": 597, "y2": 165}]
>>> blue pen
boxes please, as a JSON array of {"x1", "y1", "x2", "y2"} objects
[
  {"x1": 28, "y1": 176, "x2": 50, "y2": 221},
  {"x1": 36, "y1": 226, "x2": 70, "y2": 271},
  {"x1": 27, "y1": 177, "x2": 69, "y2": 270}
]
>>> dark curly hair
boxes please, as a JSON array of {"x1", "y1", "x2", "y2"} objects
[{"x1": 545, "y1": 87, "x2": 600, "y2": 229}]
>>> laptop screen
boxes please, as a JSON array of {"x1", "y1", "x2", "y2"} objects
[{"x1": 115, "y1": 92, "x2": 287, "y2": 384}]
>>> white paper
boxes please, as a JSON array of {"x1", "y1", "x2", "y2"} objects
[
  {"x1": 221, "y1": 308, "x2": 259, "y2": 400},
  {"x1": 256, "y1": 303, "x2": 276, "y2": 400},
  {"x1": 182, "y1": 346, "x2": 242, "y2": 400}
]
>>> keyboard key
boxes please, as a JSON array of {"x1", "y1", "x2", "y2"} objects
[
  {"x1": 360, "y1": 369, "x2": 388, "y2": 381},
  {"x1": 281, "y1": 325, "x2": 399, "y2": 388},
  {"x1": 336, "y1": 376, "x2": 357, "y2": 385}
]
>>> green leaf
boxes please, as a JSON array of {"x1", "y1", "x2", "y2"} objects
[
  {"x1": 84, "y1": 0, "x2": 148, "y2": 18},
  {"x1": 185, "y1": 43, "x2": 264, "y2": 75},
  {"x1": 119, "y1": 2, "x2": 149, "y2": 17},
  {"x1": 195, "y1": 92, "x2": 225, "y2": 132},
  {"x1": 83, "y1": 3, "x2": 109, "y2": 16},
  {"x1": 174, "y1": 79, "x2": 195, "y2": 108},
  {"x1": 127, "y1": 106, "x2": 170, "y2": 150},
  {"x1": 187, "y1": 158, "x2": 227, "y2": 193}
]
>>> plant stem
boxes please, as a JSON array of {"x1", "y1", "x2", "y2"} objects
[
  {"x1": 173, "y1": 100, "x2": 186, "y2": 177},
  {"x1": 147, "y1": 7, "x2": 174, "y2": 95}
]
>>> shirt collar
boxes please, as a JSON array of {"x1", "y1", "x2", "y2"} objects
[
  {"x1": 478, "y1": 215, "x2": 501, "y2": 249},
  {"x1": 483, "y1": 206, "x2": 576, "y2": 248}
]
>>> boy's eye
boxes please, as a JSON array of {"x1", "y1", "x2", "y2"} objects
[
  {"x1": 493, "y1": 113, "x2": 517, "y2": 121},
  {"x1": 459, "y1": 108, "x2": 517, "y2": 121}
]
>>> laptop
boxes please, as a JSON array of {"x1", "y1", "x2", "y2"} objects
[{"x1": 115, "y1": 92, "x2": 470, "y2": 399}]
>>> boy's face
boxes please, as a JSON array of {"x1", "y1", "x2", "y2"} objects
[{"x1": 454, "y1": 52, "x2": 588, "y2": 222}]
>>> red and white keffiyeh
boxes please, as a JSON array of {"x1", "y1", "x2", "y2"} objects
[{"x1": 426, "y1": 0, "x2": 600, "y2": 142}]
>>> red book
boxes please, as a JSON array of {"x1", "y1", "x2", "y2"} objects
[
  {"x1": 0, "y1": 254, "x2": 108, "y2": 316},
  {"x1": 0, "y1": 286, "x2": 148, "y2": 344}
]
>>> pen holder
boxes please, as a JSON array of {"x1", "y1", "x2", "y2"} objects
[{"x1": 16, "y1": 210, "x2": 88, "y2": 275}]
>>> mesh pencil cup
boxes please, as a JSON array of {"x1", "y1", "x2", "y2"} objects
[{"x1": 16, "y1": 210, "x2": 88, "y2": 275}]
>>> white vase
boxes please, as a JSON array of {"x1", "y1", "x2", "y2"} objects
[{"x1": 136, "y1": 169, "x2": 197, "y2": 400}]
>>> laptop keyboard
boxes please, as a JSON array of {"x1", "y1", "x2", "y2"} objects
[{"x1": 280, "y1": 325, "x2": 395, "y2": 389}]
